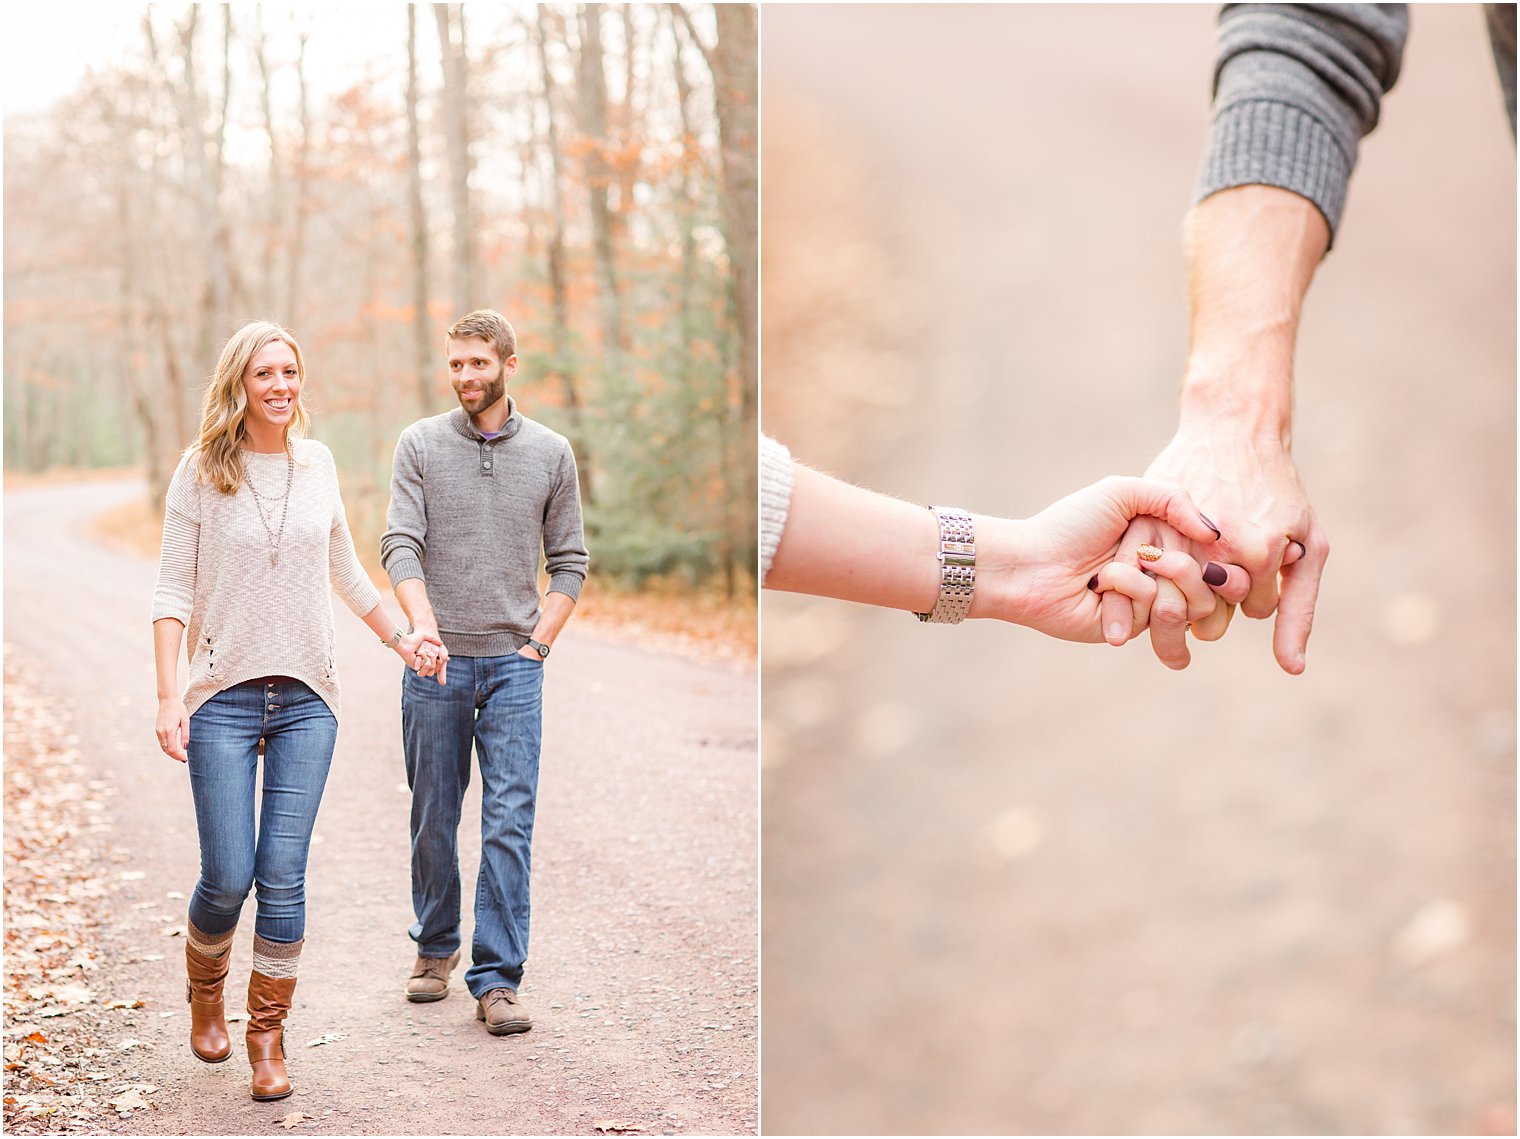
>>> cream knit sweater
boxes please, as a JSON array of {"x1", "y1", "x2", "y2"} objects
[{"x1": 151, "y1": 439, "x2": 382, "y2": 718}]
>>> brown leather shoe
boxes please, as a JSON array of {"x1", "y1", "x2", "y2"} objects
[
  {"x1": 405, "y1": 950, "x2": 461, "y2": 1003},
  {"x1": 185, "y1": 944, "x2": 233, "y2": 1063},
  {"x1": 476, "y1": 988, "x2": 532, "y2": 1036},
  {"x1": 246, "y1": 971, "x2": 297, "y2": 1101}
]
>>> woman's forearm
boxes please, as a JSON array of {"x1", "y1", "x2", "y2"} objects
[
  {"x1": 358, "y1": 603, "x2": 405, "y2": 648},
  {"x1": 153, "y1": 618, "x2": 186, "y2": 701},
  {"x1": 764, "y1": 461, "x2": 941, "y2": 613}
]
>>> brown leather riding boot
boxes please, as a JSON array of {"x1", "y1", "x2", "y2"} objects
[
  {"x1": 185, "y1": 942, "x2": 233, "y2": 1063},
  {"x1": 246, "y1": 971, "x2": 298, "y2": 1101}
]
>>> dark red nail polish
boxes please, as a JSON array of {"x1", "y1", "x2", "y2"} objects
[
  {"x1": 1199, "y1": 513, "x2": 1221, "y2": 539},
  {"x1": 1087, "y1": 575, "x2": 1099, "y2": 591},
  {"x1": 1203, "y1": 562, "x2": 1228, "y2": 587}
]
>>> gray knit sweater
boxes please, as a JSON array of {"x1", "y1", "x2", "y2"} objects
[
  {"x1": 1197, "y1": 3, "x2": 1516, "y2": 244},
  {"x1": 380, "y1": 401, "x2": 588, "y2": 658}
]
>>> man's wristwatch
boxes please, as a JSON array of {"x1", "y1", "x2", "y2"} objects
[{"x1": 526, "y1": 639, "x2": 551, "y2": 659}]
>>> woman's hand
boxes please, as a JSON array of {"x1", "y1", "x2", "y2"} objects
[
  {"x1": 1099, "y1": 518, "x2": 1255, "y2": 669},
  {"x1": 399, "y1": 630, "x2": 448, "y2": 685},
  {"x1": 155, "y1": 698, "x2": 190, "y2": 764},
  {"x1": 970, "y1": 476, "x2": 1234, "y2": 643}
]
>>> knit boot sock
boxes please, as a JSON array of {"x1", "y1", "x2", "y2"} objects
[
  {"x1": 185, "y1": 921, "x2": 235, "y2": 1063},
  {"x1": 246, "y1": 936, "x2": 302, "y2": 1101}
]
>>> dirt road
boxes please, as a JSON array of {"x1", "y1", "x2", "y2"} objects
[
  {"x1": 4, "y1": 479, "x2": 757, "y2": 1136},
  {"x1": 762, "y1": 5, "x2": 1515, "y2": 1135}
]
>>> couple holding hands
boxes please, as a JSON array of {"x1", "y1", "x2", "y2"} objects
[
  {"x1": 761, "y1": 178, "x2": 1328, "y2": 672},
  {"x1": 152, "y1": 310, "x2": 587, "y2": 1101}
]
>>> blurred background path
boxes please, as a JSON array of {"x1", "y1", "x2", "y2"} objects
[
  {"x1": 4, "y1": 478, "x2": 757, "y2": 1136},
  {"x1": 761, "y1": 5, "x2": 1515, "y2": 1135}
]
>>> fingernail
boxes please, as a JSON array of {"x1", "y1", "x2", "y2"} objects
[
  {"x1": 1137, "y1": 544, "x2": 1164, "y2": 562},
  {"x1": 1105, "y1": 621, "x2": 1127, "y2": 644},
  {"x1": 1199, "y1": 512, "x2": 1221, "y2": 539},
  {"x1": 1203, "y1": 562, "x2": 1227, "y2": 587},
  {"x1": 1087, "y1": 574, "x2": 1099, "y2": 591}
]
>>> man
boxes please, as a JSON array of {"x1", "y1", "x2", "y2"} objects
[
  {"x1": 1106, "y1": 3, "x2": 1514, "y2": 673},
  {"x1": 381, "y1": 309, "x2": 588, "y2": 1035}
]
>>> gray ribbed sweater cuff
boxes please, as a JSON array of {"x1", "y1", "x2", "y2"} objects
[
  {"x1": 1196, "y1": 99, "x2": 1352, "y2": 244},
  {"x1": 547, "y1": 572, "x2": 584, "y2": 603},
  {"x1": 759, "y1": 435, "x2": 794, "y2": 583},
  {"x1": 385, "y1": 551, "x2": 425, "y2": 588}
]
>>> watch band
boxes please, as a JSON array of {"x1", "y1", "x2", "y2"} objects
[{"x1": 914, "y1": 506, "x2": 975, "y2": 624}]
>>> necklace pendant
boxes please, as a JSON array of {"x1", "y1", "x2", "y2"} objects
[{"x1": 270, "y1": 550, "x2": 279, "y2": 567}]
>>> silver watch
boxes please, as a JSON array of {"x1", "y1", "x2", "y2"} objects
[{"x1": 914, "y1": 506, "x2": 975, "y2": 624}]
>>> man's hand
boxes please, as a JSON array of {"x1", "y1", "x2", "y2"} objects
[
  {"x1": 1112, "y1": 425, "x2": 1326, "y2": 674},
  {"x1": 400, "y1": 629, "x2": 448, "y2": 685}
]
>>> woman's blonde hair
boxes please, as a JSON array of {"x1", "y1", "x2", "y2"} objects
[{"x1": 193, "y1": 321, "x2": 310, "y2": 493}]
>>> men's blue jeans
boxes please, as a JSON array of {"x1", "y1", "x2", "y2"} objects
[
  {"x1": 402, "y1": 652, "x2": 544, "y2": 998},
  {"x1": 186, "y1": 678, "x2": 337, "y2": 944}
]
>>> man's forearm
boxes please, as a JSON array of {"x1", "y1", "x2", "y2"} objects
[
  {"x1": 532, "y1": 590, "x2": 577, "y2": 648},
  {"x1": 1178, "y1": 185, "x2": 1330, "y2": 444},
  {"x1": 394, "y1": 577, "x2": 439, "y2": 637}
]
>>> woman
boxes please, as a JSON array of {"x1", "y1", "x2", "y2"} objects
[{"x1": 151, "y1": 321, "x2": 439, "y2": 1102}]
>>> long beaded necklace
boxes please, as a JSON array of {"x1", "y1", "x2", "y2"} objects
[{"x1": 243, "y1": 446, "x2": 295, "y2": 566}]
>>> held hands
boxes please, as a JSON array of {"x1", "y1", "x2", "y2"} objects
[
  {"x1": 973, "y1": 476, "x2": 1248, "y2": 644},
  {"x1": 399, "y1": 629, "x2": 448, "y2": 685},
  {"x1": 1111, "y1": 424, "x2": 1326, "y2": 673}
]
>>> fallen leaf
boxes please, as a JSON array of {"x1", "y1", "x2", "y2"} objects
[
  {"x1": 592, "y1": 1122, "x2": 646, "y2": 1134},
  {"x1": 161, "y1": 925, "x2": 186, "y2": 938},
  {"x1": 109, "y1": 1088, "x2": 151, "y2": 1112},
  {"x1": 106, "y1": 999, "x2": 144, "y2": 1010},
  {"x1": 276, "y1": 1110, "x2": 315, "y2": 1129},
  {"x1": 306, "y1": 1032, "x2": 344, "y2": 1047},
  {"x1": 117, "y1": 1039, "x2": 152, "y2": 1051}
]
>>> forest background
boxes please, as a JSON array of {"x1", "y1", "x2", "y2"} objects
[{"x1": 3, "y1": 3, "x2": 758, "y2": 635}]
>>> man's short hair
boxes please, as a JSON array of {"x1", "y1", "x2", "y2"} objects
[{"x1": 447, "y1": 310, "x2": 517, "y2": 361}]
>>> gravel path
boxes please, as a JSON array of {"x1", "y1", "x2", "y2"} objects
[{"x1": 4, "y1": 478, "x2": 757, "y2": 1136}]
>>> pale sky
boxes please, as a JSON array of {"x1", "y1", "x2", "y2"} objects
[{"x1": 0, "y1": 4, "x2": 466, "y2": 120}]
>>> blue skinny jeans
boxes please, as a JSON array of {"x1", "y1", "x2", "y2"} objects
[{"x1": 185, "y1": 677, "x2": 337, "y2": 944}]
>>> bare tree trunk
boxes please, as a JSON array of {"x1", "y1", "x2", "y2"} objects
[
  {"x1": 535, "y1": 7, "x2": 595, "y2": 504},
  {"x1": 668, "y1": 7, "x2": 727, "y2": 589},
  {"x1": 407, "y1": 7, "x2": 433, "y2": 414},
  {"x1": 254, "y1": 9, "x2": 281, "y2": 311},
  {"x1": 214, "y1": 9, "x2": 246, "y2": 318},
  {"x1": 434, "y1": 3, "x2": 477, "y2": 314},
  {"x1": 287, "y1": 22, "x2": 312, "y2": 324},
  {"x1": 118, "y1": 172, "x2": 166, "y2": 501},
  {"x1": 616, "y1": 6, "x2": 641, "y2": 232},
  {"x1": 577, "y1": 4, "x2": 625, "y2": 404},
  {"x1": 674, "y1": 3, "x2": 758, "y2": 593}
]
